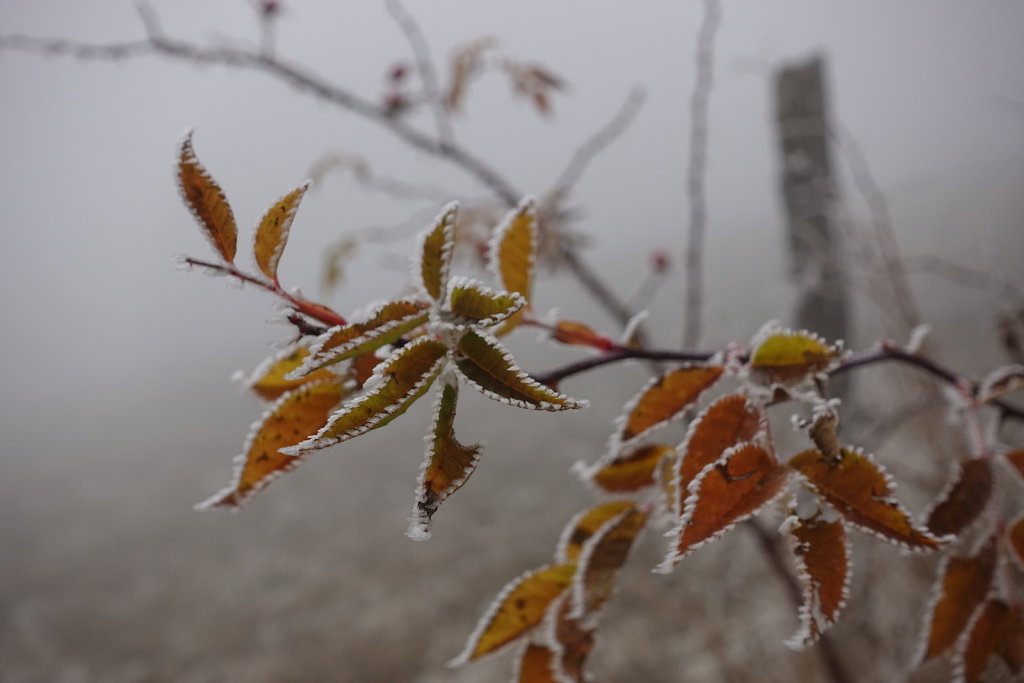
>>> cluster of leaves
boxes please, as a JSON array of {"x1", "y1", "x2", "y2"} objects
[{"x1": 177, "y1": 134, "x2": 1024, "y2": 682}]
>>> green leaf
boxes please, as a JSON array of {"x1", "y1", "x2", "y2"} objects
[
  {"x1": 454, "y1": 330, "x2": 587, "y2": 411},
  {"x1": 408, "y1": 373, "x2": 484, "y2": 541},
  {"x1": 284, "y1": 336, "x2": 448, "y2": 453},
  {"x1": 289, "y1": 299, "x2": 430, "y2": 378},
  {"x1": 443, "y1": 276, "x2": 525, "y2": 328},
  {"x1": 177, "y1": 129, "x2": 238, "y2": 263},
  {"x1": 419, "y1": 202, "x2": 458, "y2": 303},
  {"x1": 253, "y1": 181, "x2": 309, "y2": 281}
]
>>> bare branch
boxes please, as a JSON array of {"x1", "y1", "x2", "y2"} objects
[
  {"x1": 829, "y1": 123, "x2": 920, "y2": 330},
  {"x1": 308, "y1": 152, "x2": 464, "y2": 203},
  {"x1": 902, "y1": 253, "x2": 1024, "y2": 302},
  {"x1": 383, "y1": 0, "x2": 456, "y2": 149},
  {"x1": 546, "y1": 88, "x2": 646, "y2": 198},
  {"x1": 682, "y1": 0, "x2": 721, "y2": 348}
]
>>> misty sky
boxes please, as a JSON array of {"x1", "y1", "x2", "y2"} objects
[{"x1": 2, "y1": 0, "x2": 1022, "y2": 500}]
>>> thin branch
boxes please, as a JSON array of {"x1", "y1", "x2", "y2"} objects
[
  {"x1": 902, "y1": 253, "x2": 1024, "y2": 302},
  {"x1": 682, "y1": 0, "x2": 721, "y2": 348},
  {"x1": 531, "y1": 339, "x2": 1024, "y2": 422},
  {"x1": 829, "y1": 123, "x2": 920, "y2": 330},
  {"x1": 547, "y1": 88, "x2": 646, "y2": 198},
  {"x1": 383, "y1": 0, "x2": 456, "y2": 149},
  {"x1": 182, "y1": 257, "x2": 347, "y2": 327}
]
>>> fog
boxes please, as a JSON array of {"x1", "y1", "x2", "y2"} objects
[{"x1": 2, "y1": 1, "x2": 1023, "y2": 681}]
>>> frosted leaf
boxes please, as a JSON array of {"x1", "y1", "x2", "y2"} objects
[
  {"x1": 450, "y1": 563, "x2": 576, "y2": 667},
  {"x1": 924, "y1": 458, "x2": 994, "y2": 538},
  {"x1": 176, "y1": 128, "x2": 238, "y2": 263},
  {"x1": 244, "y1": 343, "x2": 337, "y2": 401},
  {"x1": 454, "y1": 330, "x2": 587, "y2": 411},
  {"x1": 253, "y1": 181, "x2": 310, "y2": 281},
  {"x1": 287, "y1": 298, "x2": 430, "y2": 378},
  {"x1": 417, "y1": 202, "x2": 458, "y2": 303},
  {"x1": 659, "y1": 442, "x2": 788, "y2": 571},
  {"x1": 196, "y1": 379, "x2": 346, "y2": 510},
  {"x1": 443, "y1": 276, "x2": 525, "y2": 328},
  {"x1": 487, "y1": 198, "x2": 537, "y2": 336},
  {"x1": 747, "y1": 324, "x2": 842, "y2": 391},
  {"x1": 283, "y1": 336, "x2": 447, "y2": 454},
  {"x1": 780, "y1": 515, "x2": 851, "y2": 650},
  {"x1": 407, "y1": 372, "x2": 484, "y2": 541},
  {"x1": 555, "y1": 501, "x2": 636, "y2": 566},
  {"x1": 569, "y1": 506, "x2": 647, "y2": 621},
  {"x1": 789, "y1": 447, "x2": 946, "y2": 552}
]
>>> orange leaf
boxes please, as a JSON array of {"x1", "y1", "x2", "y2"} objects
[
  {"x1": 556, "y1": 501, "x2": 635, "y2": 565},
  {"x1": 781, "y1": 516, "x2": 850, "y2": 649},
  {"x1": 789, "y1": 448, "x2": 945, "y2": 551},
  {"x1": 920, "y1": 535, "x2": 998, "y2": 661},
  {"x1": 571, "y1": 507, "x2": 647, "y2": 618},
  {"x1": 551, "y1": 320, "x2": 615, "y2": 352},
  {"x1": 177, "y1": 129, "x2": 238, "y2": 263},
  {"x1": 549, "y1": 596, "x2": 595, "y2": 682},
  {"x1": 1004, "y1": 449, "x2": 1024, "y2": 481},
  {"x1": 489, "y1": 198, "x2": 536, "y2": 335},
  {"x1": 419, "y1": 202, "x2": 458, "y2": 302},
  {"x1": 451, "y1": 564, "x2": 576, "y2": 665},
  {"x1": 197, "y1": 379, "x2": 345, "y2": 509},
  {"x1": 408, "y1": 374, "x2": 483, "y2": 540},
  {"x1": 589, "y1": 444, "x2": 675, "y2": 494},
  {"x1": 253, "y1": 182, "x2": 309, "y2": 281},
  {"x1": 285, "y1": 336, "x2": 448, "y2": 453},
  {"x1": 1008, "y1": 515, "x2": 1024, "y2": 570},
  {"x1": 959, "y1": 599, "x2": 1024, "y2": 683},
  {"x1": 749, "y1": 327, "x2": 840, "y2": 387},
  {"x1": 925, "y1": 458, "x2": 994, "y2": 538},
  {"x1": 618, "y1": 365, "x2": 725, "y2": 444},
  {"x1": 662, "y1": 443, "x2": 788, "y2": 568},
  {"x1": 455, "y1": 330, "x2": 586, "y2": 410},
  {"x1": 244, "y1": 345, "x2": 337, "y2": 401},
  {"x1": 674, "y1": 393, "x2": 764, "y2": 516},
  {"x1": 515, "y1": 643, "x2": 560, "y2": 683}
]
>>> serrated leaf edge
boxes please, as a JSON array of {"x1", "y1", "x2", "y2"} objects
[
  {"x1": 253, "y1": 180, "x2": 311, "y2": 281},
  {"x1": 444, "y1": 275, "x2": 527, "y2": 328},
  {"x1": 487, "y1": 196, "x2": 537, "y2": 296}
]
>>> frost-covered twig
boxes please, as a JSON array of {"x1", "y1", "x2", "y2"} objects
[
  {"x1": 547, "y1": 88, "x2": 646, "y2": 199},
  {"x1": 383, "y1": 0, "x2": 456, "y2": 149},
  {"x1": 681, "y1": 0, "x2": 721, "y2": 348}
]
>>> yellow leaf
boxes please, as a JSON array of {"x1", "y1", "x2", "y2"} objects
[
  {"x1": 197, "y1": 379, "x2": 346, "y2": 509},
  {"x1": 455, "y1": 330, "x2": 586, "y2": 411},
  {"x1": 572, "y1": 507, "x2": 647, "y2": 618},
  {"x1": 489, "y1": 198, "x2": 536, "y2": 335},
  {"x1": 451, "y1": 564, "x2": 576, "y2": 665},
  {"x1": 444, "y1": 277, "x2": 525, "y2": 328},
  {"x1": 590, "y1": 444, "x2": 675, "y2": 493},
  {"x1": 408, "y1": 374, "x2": 483, "y2": 540},
  {"x1": 419, "y1": 202, "x2": 458, "y2": 302},
  {"x1": 177, "y1": 129, "x2": 238, "y2": 263},
  {"x1": 285, "y1": 336, "x2": 447, "y2": 453},
  {"x1": 245, "y1": 345, "x2": 337, "y2": 401},
  {"x1": 749, "y1": 327, "x2": 840, "y2": 387},
  {"x1": 556, "y1": 501, "x2": 635, "y2": 565},
  {"x1": 253, "y1": 182, "x2": 309, "y2": 281},
  {"x1": 290, "y1": 299, "x2": 430, "y2": 377}
]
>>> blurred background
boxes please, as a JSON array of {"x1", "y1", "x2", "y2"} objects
[{"x1": 2, "y1": 1, "x2": 1023, "y2": 681}]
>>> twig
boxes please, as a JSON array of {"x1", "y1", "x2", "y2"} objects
[
  {"x1": 547, "y1": 88, "x2": 646, "y2": 198},
  {"x1": 182, "y1": 257, "x2": 347, "y2": 327},
  {"x1": 383, "y1": 0, "x2": 456, "y2": 149},
  {"x1": 902, "y1": 253, "x2": 1023, "y2": 302},
  {"x1": 531, "y1": 339, "x2": 1024, "y2": 422},
  {"x1": 829, "y1": 123, "x2": 920, "y2": 330},
  {"x1": 682, "y1": 0, "x2": 721, "y2": 348}
]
